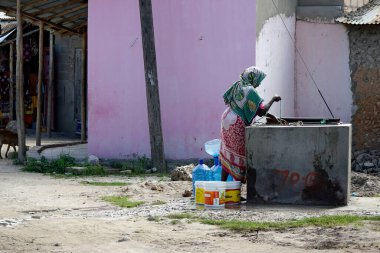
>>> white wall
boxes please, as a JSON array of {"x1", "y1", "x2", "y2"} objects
[
  {"x1": 295, "y1": 21, "x2": 352, "y2": 122},
  {"x1": 256, "y1": 14, "x2": 296, "y2": 118}
]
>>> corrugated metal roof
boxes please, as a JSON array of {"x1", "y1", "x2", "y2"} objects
[
  {"x1": 0, "y1": 1, "x2": 87, "y2": 35},
  {"x1": 336, "y1": 0, "x2": 380, "y2": 24}
]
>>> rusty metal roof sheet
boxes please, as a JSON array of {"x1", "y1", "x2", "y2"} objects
[
  {"x1": 336, "y1": 0, "x2": 380, "y2": 24},
  {"x1": 0, "y1": 12, "x2": 15, "y2": 20},
  {"x1": 0, "y1": 0, "x2": 87, "y2": 35}
]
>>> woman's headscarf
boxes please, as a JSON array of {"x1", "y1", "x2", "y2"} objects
[{"x1": 223, "y1": 66, "x2": 266, "y2": 125}]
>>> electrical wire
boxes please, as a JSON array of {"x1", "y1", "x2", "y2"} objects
[{"x1": 270, "y1": 0, "x2": 335, "y2": 118}]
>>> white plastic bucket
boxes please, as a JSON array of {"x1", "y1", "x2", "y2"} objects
[
  {"x1": 195, "y1": 181, "x2": 207, "y2": 205},
  {"x1": 204, "y1": 181, "x2": 226, "y2": 208},
  {"x1": 225, "y1": 181, "x2": 241, "y2": 205}
]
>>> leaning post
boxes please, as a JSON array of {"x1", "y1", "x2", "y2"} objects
[
  {"x1": 139, "y1": 0, "x2": 166, "y2": 172},
  {"x1": 16, "y1": 0, "x2": 26, "y2": 162}
]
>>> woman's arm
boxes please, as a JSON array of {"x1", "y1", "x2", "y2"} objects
[{"x1": 256, "y1": 95, "x2": 281, "y2": 117}]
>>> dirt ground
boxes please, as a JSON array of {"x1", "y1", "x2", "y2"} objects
[{"x1": 1, "y1": 160, "x2": 380, "y2": 253}]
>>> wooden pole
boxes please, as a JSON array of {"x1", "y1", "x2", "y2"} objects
[
  {"x1": 139, "y1": 0, "x2": 165, "y2": 172},
  {"x1": 47, "y1": 32, "x2": 54, "y2": 137},
  {"x1": 9, "y1": 42, "x2": 14, "y2": 121},
  {"x1": 16, "y1": 0, "x2": 26, "y2": 162},
  {"x1": 81, "y1": 33, "x2": 87, "y2": 142},
  {"x1": 36, "y1": 21, "x2": 44, "y2": 146}
]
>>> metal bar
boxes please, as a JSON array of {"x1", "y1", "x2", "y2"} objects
[
  {"x1": 0, "y1": 28, "x2": 39, "y2": 48},
  {"x1": 0, "y1": 6, "x2": 82, "y2": 35}
]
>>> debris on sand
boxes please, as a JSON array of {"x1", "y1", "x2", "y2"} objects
[
  {"x1": 182, "y1": 190, "x2": 192, "y2": 197},
  {"x1": 351, "y1": 172, "x2": 380, "y2": 197},
  {"x1": 171, "y1": 164, "x2": 194, "y2": 181}
]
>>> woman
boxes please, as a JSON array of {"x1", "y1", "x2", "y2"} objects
[{"x1": 219, "y1": 66, "x2": 281, "y2": 183}]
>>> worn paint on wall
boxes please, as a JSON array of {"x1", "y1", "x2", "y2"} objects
[
  {"x1": 88, "y1": 0, "x2": 257, "y2": 159},
  {"x1": 348, "y1": 26, "x2": 380, "y2": 150},
  {"x1": 88, "y1": 0, "x2": 150, "y2": 159},
  {"x1": 256, "y1": 14, "x2": 296, "y2": 117},
  {"x1": 295, "y1": 21, "x2": 352, "y2": 123},
  {"x1": 256, "y1": 0, "x2": 298, "y2": 38}
]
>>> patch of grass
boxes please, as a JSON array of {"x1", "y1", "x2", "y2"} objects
[
  {"x1": 102, "y1": 196, "x2": 144, "y2": 208},
  {"x1": 199, "y1": 215, "x2": 380, "y2": 232},
  {"x1": 81, "y1": 181, "x2": 129, "y2": 186},
  {"x1": 372, "y1": 194, "x2": 380, "y2": 197},
  {"x1": 79, "y1": 165, "x2": 107, "y2": 176},
  {"x1": 22, "y1": 155, "x2": 107, "y2": 176},
  {"x1": 165, "y1": 213, "x2": 380, "y2": 231},
  {"x1": 147, "y1": 215, "x2": 161, "y2": 222},
  {"x1": 170, "y1": 220, "x2": 180, "y2": 225},
  {"x1": 151, "y1": 200, "x2": 167, "y2": 205},
  {"x1": 166, "y1": 213, "x2": 194, "y2": 220}
]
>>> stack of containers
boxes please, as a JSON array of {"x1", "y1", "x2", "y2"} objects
[{"x1": 192, "y1": 139, "x2": 242, "y2": 208}]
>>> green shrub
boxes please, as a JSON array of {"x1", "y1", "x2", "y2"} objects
[
  {"x1": 109, "y1": 156, "x2": 152, "y2": 175},
  {"x1": 22, "y1": 155, "x2": 105, "y2": 176},
  {"x1": 23, "y1": 158, "x2": 45, "y2": 173}
]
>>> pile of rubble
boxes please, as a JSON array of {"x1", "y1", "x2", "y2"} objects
[
  {"x1": 352, "y1": 150, "x2": 380, "y2": 174},
  {"x1": 351, "y1": 172, "x2": 380, "y2": 197},
  {"x1": 170, "y1": 164, "x2": 194, "y2": 181}
]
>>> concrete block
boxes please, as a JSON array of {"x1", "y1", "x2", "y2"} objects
[{"x1": 246, "y1": 124, "x2": 351, "y2": 206}]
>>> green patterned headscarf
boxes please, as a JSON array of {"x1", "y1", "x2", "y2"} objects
[{"x1": 223, "y1": 66, "x2": 266, "y2": 125}]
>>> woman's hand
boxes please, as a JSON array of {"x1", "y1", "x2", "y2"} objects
[
  {"x1": 256, "y1": 94, "x2": 282, "y2": 117},
  {"x1": 273, "y1": 95, "x2": 281, "y2": 102}
]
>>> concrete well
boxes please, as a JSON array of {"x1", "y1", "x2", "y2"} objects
[{"x1": 246, "y1": 124, "x2": 351, "y2": 205}]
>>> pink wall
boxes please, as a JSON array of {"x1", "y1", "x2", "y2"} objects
[
  {"x1": 295, "y1": 21, "x2": 352, "y2": 123},
  {"x1": 88, "y1": 0, "x2": 256, "y2": 159},
  {"x1": 256, "y1": 14, "x2": 296, "y2": 118},
  {"x1": 88, "y1": 0, "x2": 150, "y2": 159},
  {"x1": 153, "y1": 0, "x2": 256, "y2": 159}
]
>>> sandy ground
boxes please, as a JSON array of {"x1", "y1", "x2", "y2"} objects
[{"x1": 0, "y1": 159, "x2": 380, "y2": 253}]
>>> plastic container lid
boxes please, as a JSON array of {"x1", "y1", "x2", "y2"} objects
[{"x1": 203, "y1": 181, "x2": 226, "y2": 189}]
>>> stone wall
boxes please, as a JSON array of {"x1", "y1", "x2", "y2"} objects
[{"x1": 348, "y1": 25, "x2": 380, "y2": 151}]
